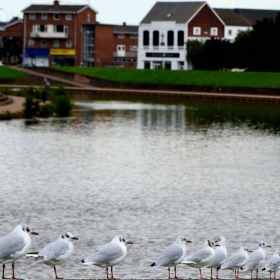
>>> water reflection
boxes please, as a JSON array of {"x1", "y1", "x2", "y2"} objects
[{"x1": 0, "y1": 96, "x2": 280, "y2": 279}]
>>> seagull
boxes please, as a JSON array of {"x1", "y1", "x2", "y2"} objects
[
  {"x1": 243, "y1": 241, "x2": 272, "y2": 279},
  {"x1": 81, "y1": 235, "x2": 133, "y2": 279},
  {"x1": 207, "y1": 236, "x2": 227, "y2": 279},
  {"x1": 220, "y1": 246, "x2": 251, "y2": 279},
  {"x1": 25, "y1": 232, "x2": 79, "y2": 279},
  {"x1": 262, "y1": 252, "x2": 280, "y2": 280},
  {"x1": 150, "y1": 235, "x2": 192, "y2": 279},
  {"x1": 182, "y1": 239, "x2": 216, "y2": 279},
  {"x1": 0, "y1": 224, "x2": 39, "y2": 279}
]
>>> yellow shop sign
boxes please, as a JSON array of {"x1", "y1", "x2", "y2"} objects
[{"x1": 50, "y1": 49, "x2": 76, "y2": 55}]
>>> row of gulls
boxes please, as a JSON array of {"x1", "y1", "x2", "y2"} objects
[
  {"x1": 152, "y1": 236, "x2": 280, "y2": 280},
  {"x1": 1, "y1": 225, "x2": 280, "y2": 280},
  {"x1": 0, "y1": 224, "x2": 133, "y2": 279}
]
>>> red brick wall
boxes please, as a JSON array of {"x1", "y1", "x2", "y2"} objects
[
  {"x1": 94, "y1": 25, "x2": 114, "y2": 67},
  {"x1": 188, "y1": 4, "x2": 224, "y2": 38}
]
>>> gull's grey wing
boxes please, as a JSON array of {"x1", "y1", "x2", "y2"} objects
[
  {"x1": 185, "y1": 248, "x2": 211, "y2": 264},
  {"x1": 245, "y1": 251, "x2": 264, "y2": 269},
  {"x1": 155, "y1": 243, "x2": 184, "y2": 266},
  {"x1": 265, "y1": 255, "x2": 280, "y2": 271},
  {"x1": 84, "y1": 242, "x2": 123, "y2": 265},
  {"x1": 38, "y1": 239, "x2": 71, "y2": 261},
  {"x1": 222, "y1": 252, "x2": 246, "y2": 268},
  {"x1": 0, "y1": 232, "x2": 25, "y2": 261}
]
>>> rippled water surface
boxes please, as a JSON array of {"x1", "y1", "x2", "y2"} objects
[{"x1": 1, "y1": 97, "x2": 280, "y2": 279}]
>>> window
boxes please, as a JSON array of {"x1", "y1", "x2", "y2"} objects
[
  {"x1": 41, "y1": 14, "x2": 48, "y2": 20},
  {"x1": 53, "y1": 14, "x2": 60, "y2": 20},
  {"x1": 29, "y1": 13, "x2": 36, "y2": 20},
  {"x1": 66, "y1": 40, "x2": 72, "y2": 48},
  {"x1": 153, "y1": 31, "x2": 159, "y2": 46},
  {"x1": 211, "y1": 27, "x2": 218, "y2": 36},
  {"x1": 87, "y1": 13, "x2": 90, "y2": 22},
  {"x1": 143, "y1": 30, "x2": 149, "y2": 46},
  {"x1": 130, "y1": 34, "x2": 138, "y2": 39},
  {"x1": 53, "y1": 25, "x2": 67, "y2": 33},
  {"x1": 130, "y1": 45, "x2": 138, "y2": 51},
  {"x1": 118, "y1": 34, "x2": 125, "y2": 39},
  {"x1": 228, "y1": 29, "x2": 232, "y2": 36},
  {"x1": 193, "y1": 27, "x2": 201, "y2": 35},
  {"x1": 65, "y1": 14, "x2": 72, "y2": 20},
  {"x1": 28, "y1": 39, "x2": 34, "y2": 47},
  {"x1": 177, "y1": 30, "x2": 184, "y2": 46},
  {"x1": 53, "y1": 40, "x2": 60, "y2": 48},
  {"x1": 167, "y1": 31, "x2": 174, "y2": 46},
  {"x1": 41, "y1": 40, "x2": 47, "y2": 47}
]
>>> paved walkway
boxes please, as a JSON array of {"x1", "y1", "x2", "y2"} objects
[{"x1": 0, "y1": 95, "x2": 25, "y2": 113}]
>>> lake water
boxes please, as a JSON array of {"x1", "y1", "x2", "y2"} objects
[{"x1": 0, "y1": 96, "x2": 280, "y2": 279}]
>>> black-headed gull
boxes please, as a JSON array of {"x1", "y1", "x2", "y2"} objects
[
  {"x1": 220, "y1": 246, "x2": 251, "y2": 279},
  {"x1": 262, "y1": 252, "x2": 280, "y2": 280},
  {"x1": 25, "y1": 232, "x2": 79, "y2": 279},
  {"x1": 182, "y1": 239, "x2": 216, "y2": 279},
  {"x1": 243, "y1": 241, "x2": 271, "y2": 279},
  {"x1": 207, "y1": 236, "x2": 227, "y2": 279},
  {"x1": 0, "y1": 224, "x2": 38, "y2": 279},
  {"x1": 81, "y1": 235, "x2": 133, "y2": 279},
  {"x1": 150, "y1": 235, "x2": 192, "y2": 279}
]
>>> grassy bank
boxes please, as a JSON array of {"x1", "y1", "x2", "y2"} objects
[
  {"x1": 53, "y1": 67, "x2": 280, "y2": 88},
  {"x1": 0, "y1": 66, "x2": 26, "y2": 79}
]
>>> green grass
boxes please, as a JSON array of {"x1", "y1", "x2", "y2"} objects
[
  {"x1": 53, "y1": 67, "x2": 280, "y2": 88},
  {"x1": 0, "y1": 66, "x2": 26, "y2": 79}
]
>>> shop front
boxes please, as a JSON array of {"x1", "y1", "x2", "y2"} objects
[{"x1": 50, "y1": 49, "x2": 76, "y2": 66}]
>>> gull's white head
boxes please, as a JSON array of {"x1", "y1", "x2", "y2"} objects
[
  {"x1": 15, "y1": 224, "x2": 39, "y2": 236},
  {"x1": 60, "y1": 232, "x2": 79, "y2": 241},
  {"x1": 113, "y1": 235, "x2": 133, "y2": 245},
  {"x1": 259, "y1": 241, "x2": 271, "y2": 248},
  {"x1": 176, "y1": 235, "x2": 192, "y2": 245},
  {"x1": 215, "y1": 236, "x2": 226, "y2": 246}
]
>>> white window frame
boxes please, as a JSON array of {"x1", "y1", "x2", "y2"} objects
[
  {"x1": 53, "y1": 14, "x2": 60, "y2": 20},
  {"x1": 65, "y1": 14, "x2": 72, "y2": 21},
  {"x1": 211, "y1": 27, "x2": 218, "y2": 36},
  {"x1": 130, "y1": 34, "x2": 138, "y2": 39},
  {"x1": 118, "y1": 34, "x2": 125, "y2": 39},
  {"x1": 66, "y1": 40, "x2": 72, "y2": 48},
  {"x1": 41, "y1": 40, "x2": 47, "y2": 47},
  {"x1": 29, "y1": 13, "x2": 36, "y2": 20},
  {"x1": 41, "y1": 14, "x2": 48, "y2": 20},
  {"x1": 87, "y1": 13, "x2": 90, "y2": 22},
  {"x1": 53, "y1": 40, "x2": 60, "y2": 48},
  {"x1": 28, "y1": 39, "x2": 34, "y2": 47},
  {"x1": 193, "y1": 27, "x2": 201, "y2": 36},
  {"x1": 130, "y1": 45, "x2": 138, "y2": 51},
  {"x1": 228, "y1": 29, "x2": 232, "y2": 36}
]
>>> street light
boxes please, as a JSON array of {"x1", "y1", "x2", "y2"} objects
[{"x1": 0, "y1": 8, "x2": 9, "y2": 22}]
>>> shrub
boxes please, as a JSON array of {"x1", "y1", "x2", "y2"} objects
[
  {"x1": 51, "y1": 86, "x2": 73, "y2": 117},
  {"x1": 39, "y1": 103, "x2": 53, "y2": 118}
]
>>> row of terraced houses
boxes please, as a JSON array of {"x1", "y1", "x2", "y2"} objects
[{"x1": 0, "y1": 0, "x2": 279, "y2": 70}]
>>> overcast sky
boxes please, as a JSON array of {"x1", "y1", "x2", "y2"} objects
[{"x1": 1, "y1": 0, "x2": 280, "y2": 24}]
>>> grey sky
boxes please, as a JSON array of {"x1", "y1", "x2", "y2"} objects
[{"x1": 1, "y1": 0, "x2": 280, "y2": 24}]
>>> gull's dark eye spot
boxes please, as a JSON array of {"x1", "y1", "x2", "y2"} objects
[
  {"x1": 119, "y1": 238, "x2": 122, "y2": 242},
  {"x1": 65, "y1": 233, "x2": 69, "y2": 238},
  {"x1": 122, "y1": 238, "x2": 125, "y2": 242},
  {"x1": 26, "y1": 227, "x2": 30, "y2": 233}
]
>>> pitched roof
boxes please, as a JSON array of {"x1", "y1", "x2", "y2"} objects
[
  {"x1": 22, "y1": 4, "x2": 96, "y2": 14},
  {"x1": 140, "y1": 1, "x2": 206, "y2": 24},
  {"x1": 235, "y1": 9, "x2": 280, "y2": 25},
  {"x1": 214, "y1": 9, "x2": 252, "y2": 26}
]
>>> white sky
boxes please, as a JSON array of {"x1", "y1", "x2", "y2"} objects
[{"x1": 1, "y1": 0, "x2": 280, "y2": 24}]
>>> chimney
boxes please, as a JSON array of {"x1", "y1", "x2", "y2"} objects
[
  {"x1": 54, "y1": 0, "x2": 59, "y2": 6},
  {"x1": 123, "y1": 22, "x2": 126, "y2": 26},
  {"x1": 13, "y1": 17, "x2": 19, "y2": 21}
]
